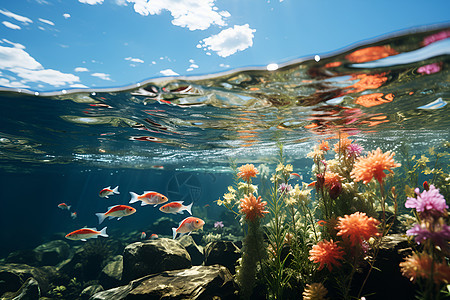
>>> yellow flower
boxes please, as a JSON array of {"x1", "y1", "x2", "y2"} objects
[
  {"x1": 303, "y1": 283, "x2": 329, "y2": 300},
  {"x1": 227, "y1": 186, "x2": 236, "y2": 193},
  {"x1": 237, "y1": 182, "x2": 258, "y2": 194}
]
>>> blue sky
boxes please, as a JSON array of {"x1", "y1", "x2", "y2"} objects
[{"x1": 0, "y1": 0, "x2": 449, "y2": 92}]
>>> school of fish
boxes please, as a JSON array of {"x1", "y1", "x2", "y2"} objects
[{"x1": 62, "y1": 185, "x2": 204, "y2": 242}]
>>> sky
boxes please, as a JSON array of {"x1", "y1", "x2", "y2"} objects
[{"x1": 0, "y1": 0, "x2": 449, "y2": 92}]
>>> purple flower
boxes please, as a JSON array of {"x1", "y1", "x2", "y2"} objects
[
  {"x1": 214, "y1": 221, "x2": 224, "y2": 229},
  {"x1": 347, "y1": 143, "x2": 363, "y2": 158},
  {"x1": 417, "y1": 63, "x2": 441, "y2": 75},
  {"x1": 405, "y1": 185, "x2": 448, "y2": 215},
  {"x1": 406, "y1": 222, "x2": 450, "y2": 249},
  {"x1": 278, "y1": 183, "x2": 292, "y2": 194}
]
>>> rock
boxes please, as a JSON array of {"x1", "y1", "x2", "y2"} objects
[
  {"x1": 5, "y1": 250, "x2": 38, "y2": 266},
  {"x1": 99, "y1": 255, "x2": 123, "y2": 289},
  {"x1": 204, "y1": 241, "x2": 241, "y2": 274},
  {"x1": 33, "y1": 240, "x2": 71, "y2": 266},
  {"x1": 0, "y1": 277, "x2": 40, "y2": 300},
  {"x1": 0, "y1": 263, "x2": 57, "y2": 295},
  {"x1": 178, "y1": 235, "x2": 204, "y2": 266},
  {"x1": 91, "y1": 265, "x2": 238, "y2": 300},
  {"x1": 122, "y1": 238, "x2": 191, "y2": 282},
  {"x1": 79, "y1": 284, "x2": 103, "y2": 300}
]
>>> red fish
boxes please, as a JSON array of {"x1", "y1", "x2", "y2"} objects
[
  {"x1": 99, "y1": 186, "x2": 120, "y2": 198},
  {"x1": 172, "y1": 217, "x2": 205, "y2": 239},
  {"x1": 289, "y1": 173, "x2": 303, "y2": 180},
  {"x1": 159, "y1": 201, "x2": 193, "y2": 215},
  {"x1": 317, "y1": 220, "x2": 327, "y2": 227},
  {"x1": 150, "y1": 233, "x2": 158, "y2": 239},
  {"x1": 129, "y1": 191, "x2": 168, "y2": 207},
  {"x1": 58, "y1": 203, "x2": 71, "y2": 210},
  {"x1": 65, "y1": 227, "x2": 108, "y2": 241},
  {"x1": 95, "y1": 205, "x2": 136, "y2": 224},
  {"x1": 307, "y1": 181, "x2": 316, "y2": 187},
  {"x1": 140, "y1": 232, "x2": 147, "y2": 240},
  {"x1": 70, "y1": 212, "x2": 77, "y2": 219}
]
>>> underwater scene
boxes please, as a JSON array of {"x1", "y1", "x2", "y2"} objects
[{"x1": 1, "y1": 26, "x2": 450, "y2": 300}]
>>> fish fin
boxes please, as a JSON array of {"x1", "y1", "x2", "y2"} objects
[
  {"x1": 129, "y1": 192, "x2": 139, "y2": 204},
  {"x1": 117, "y1": 217, "x2": 122, "y2": 221},
  {"x1": 113, "y1": 186, "x2": 120, "y2": 194},
  {"x1": 172, "y1": 227, "x2": 177, "y2": 239},
  {"x1": 108, "y1": 216, "x2": 114, "y2": 220},
  {"x1": 67, "y1": 205, "x2": 71, "y2": 211},
  {"x1": 99, "y1": 227, "x2": 108, "y2": 238},
  {"x1": 141, "y1": 202, "x2": 149, "y2": 206},
  {"x1": 107, "y1": 205, "x2": 116, "y2": 210},
  {"x1": 153, "y1": 204, "x2": 158, "y2": 207},
  {"x1": 105, "y1": 196, "x2": 109, "y2": 198},
  {"x1": 81, "y1": 239, "x2": 87, "y2": 242},
  {"x1": 185, "y1": 203, "x2": 193, "y2": 215},
  {"x1": 95, "y1": 213, "x2": 107, "y2": 224}
]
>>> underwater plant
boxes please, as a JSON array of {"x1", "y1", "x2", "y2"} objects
[{"x1": 400, "y1": 184, "x2": 450, "y2": 300}]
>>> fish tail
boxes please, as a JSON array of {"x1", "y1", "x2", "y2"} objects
[
  {"x1": 129, "y1": 192, "x2": 139, "y2": 204},
  {"x1": 95, "y1": 213, "x2": 107, "y2": 224},
  {"x1": 99, "y1": 227, "x2": 108, "y2": 238},
  {"x1": 67, "y1": 205, "x2": 71, "y2": 211},
  {"x1": 185, "y1": 203, "x2": 193, "y2": 215},
  {"x1": 113, "y1": 186, "x2": 120, "y2": 194},
  {"x1": 172, "y1": 228, "x2": 177, "y2": 239}
]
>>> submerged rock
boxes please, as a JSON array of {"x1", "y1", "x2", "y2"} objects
[
  {"x1": 122, "y1": 238, "x2": 191, "y2": 282},
  {"x1": 33, "y1": 240, "x2": 71, "y2": 266},
  {"x1": 178, "y1": 235, "x2": 204, "y2": 266},
  {"x1": 91, "y1": 264, "x2": 237, "y2": 300},
  {"x1": 1, "y1": 277, "x2": 40, "y2": 300},
  {"x1": 99, "y1": 255, "x2": 123, "y2": 289},
  {"x1": 204, "y1": 241, "x2": 241, "y2": 274},
  {"x1": 0, "y1": 263, "x2": 58, "y2": 295},
  {"x1": 79, "y1": 284, "x2": 104, "y2": 300}
]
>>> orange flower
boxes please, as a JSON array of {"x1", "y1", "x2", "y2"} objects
[
  {"x1": 237, "y1": 164, "x2": 259, "y2": 181},
  {"x1": 335, "y1": 212, "x2": 380, "y2": 246},
  {"x1": 319, "y1": 140, "x2": 330, "y2": 151},
  {"x1": 350, "y1": 147, "x2": 401, "y2": 184},
  {"x1": 333, "y1": 137, "x2": 352, "y2": 154},
  {"x1": 309, "y1": 239, "x2": 344, "y2": 271},
  {"x1": 400, "y1": 253, "x2": 450, "y2": 284},
  {"x1": 324, "y1": 171, "x2": 342, "y2": 188},
  {"x1": 239, "y1": 194, "x2": 268, "y2": 222}
]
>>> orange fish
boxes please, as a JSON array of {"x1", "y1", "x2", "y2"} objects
[
  {"x1": 307, "y1": 181, "x2": 316, "y2": 187},
  {"x1": 129, "y1": 191, "x2": 168, "y2": 207},
  {"x1": 172, "y1": 217, "x2": 205, "y2": 239},
  {"x1": 159, "y1": 201, "x2": 193, "y2": 215},
  {"x1": 140, "y1": 232, "x2": 147, "y2": 240},
  {"x1": 150, "y1": 233, "x2": 158, "y2": 239},
  {"x1": 70, "y1": 212, "x2": 77, "y2": 219},
  {"x1": 289, "y1": 173, "x2": 303, "y2": 180},
  {"x1": 317, "y1": 220, "x2": 327, "y2": 227},
  {"x1": 95, "y1": 205, "x2": 136, "y2": 224},
  {"x1": 58, "y1": 203, "x2": 71, "y2": 210},
  {"x1": 65, "y1": 227, "x2": 108, "y2": 241},
  {"x1": 99, "y1": 186, "x2": 120, "y2": 198}
]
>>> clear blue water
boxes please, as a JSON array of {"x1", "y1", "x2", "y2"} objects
[{"x1": 0, "y1": 24, "x2": 449, "y2": 276}]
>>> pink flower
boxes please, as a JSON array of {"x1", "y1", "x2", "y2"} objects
[
  {"x1": 422, "y1": 30, "x2": 450, "y2": 46},
  {"x1": 406, "y1": 221, "x2": 450, "y2": 249},
  {"x1": 405, "y1": 185, "x2": 448, "y2": 217},
  {"x1": 417, "y1": 63, "x2": 441, "y2": 75}
]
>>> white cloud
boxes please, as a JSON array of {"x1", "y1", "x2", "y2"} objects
[
  {"x1": 160, "y1": 69, "x2": 179, "y2": 76},
  {"x1": 115, "y1": 0, "x2": 128, "y2": 5},
  {"x1": 186, "y1": 68, "x2": 194, "y2": 72},
  {"x1": 79, "y1": 0, "x2": 104, "y2": 5},
  {"x1": 126, "y1": 0, "x2": 229, "y2": 30},
  {"x1": 189, "y1": 63, "x2": 199, "y2": 69},
  {"x1": 38, "y1": 18, "x2": 55, "y2": 26},
  {"x1": 0, "y1": 9, "x2": 32, "y2": 24},
  {"x1": 2, "y1": 39, "x2": 25, "y2": 49},
  {"x1": 219, "y1": 63, "x2": 230, "y2": 68},
  {"x1": 14, "y1": 68, "x2": 79, "y2": 87},
  {"x1": 91, "y1": 72, "x2": 111, "y2": 80},
  {"x1": 198, "y1": 24, "x2": 256, "y2": 57},
  {"x1": 70, "y1": 83, "x2": 89, "y2": 88},
  {"x1": 75, "y1": 67, "x2": 89, "y2": 72},
  {"x1": 125, "y1": 57, "x2": 144, "y2": 63},
  {"x1": 0, "y1": 77, "x2": 29, "y2": 88},
  {"x1": 2, "y1": 21, "x2": 21, "y2": 30},
  {"x1": 0, "y1": 43, "x2": 80, "y2": 87},
  {"x1": 63, "y1": 13, "x2": 71, "y2": 19}
]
